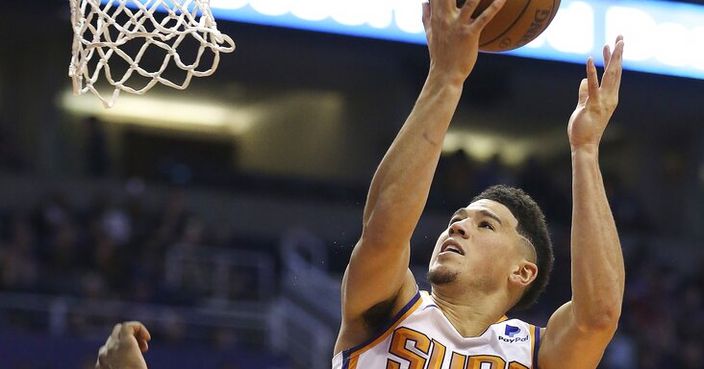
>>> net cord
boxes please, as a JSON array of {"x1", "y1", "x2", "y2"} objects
[{"x1": 69, "y1": 0, "x2": 235, "y2": 107}]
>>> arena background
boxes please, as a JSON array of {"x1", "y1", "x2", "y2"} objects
[{"x1": 1, "y1": 1, "x2": 703, "y2": 368}]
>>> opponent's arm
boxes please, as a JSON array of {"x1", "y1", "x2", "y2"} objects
[
  {"x1": 539, "y1": 37, "x2": 626, "y2": 369},
  {"x1": 339, "y1": 0, "x2": 507, "y2": 322},
  {"x1": 96, "y1": 322, "x2": 151, "y2": 369}
]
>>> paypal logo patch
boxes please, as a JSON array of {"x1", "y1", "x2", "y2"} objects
[
  {"x1": 504, "y1": 325, "x2": 521, "y2": 338},
  {"x1": 499, "y1": 325, "x2": 530, "y2": 343}
]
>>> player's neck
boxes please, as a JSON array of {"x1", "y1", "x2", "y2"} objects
[{"x1": 430, "y1": 289, "x2": 509, "y2": 338}]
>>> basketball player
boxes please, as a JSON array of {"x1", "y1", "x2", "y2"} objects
[{"x1": 94, "y1": 0, "x2": 626, "y2": 368}]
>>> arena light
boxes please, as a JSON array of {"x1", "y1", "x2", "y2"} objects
[
  {"x1": 59, "y1": 90, "x2": 258, "y2": 134},
  {"x1": 199, "y1": 0, "x2": 704, "y2": 80}
]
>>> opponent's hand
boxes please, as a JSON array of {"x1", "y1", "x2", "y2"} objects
[
  {"x1": 96, "y1": 322, "x2": 151, "y2": 369},
  {"x1": 568, "y1": 36, "x2": 625, "y2": 150},
  {"x1": 422, "y1": 0, "x2": 506, "y2": 84}
]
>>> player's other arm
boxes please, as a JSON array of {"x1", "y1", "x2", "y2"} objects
[
  {"x1": 339, "y1": 0, "x2": 507, "y2": 326},
  {"x1": 539, "y1": 37, "x2": 626, "y2": 369}
]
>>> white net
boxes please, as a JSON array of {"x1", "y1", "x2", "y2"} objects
[{"x1": 69, "y1": 0, "x2": 236, "y2": 108}]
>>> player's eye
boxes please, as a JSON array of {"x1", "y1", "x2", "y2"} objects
[{"x1": 479, "y1": 221, "x2": 495, "y2": 231}]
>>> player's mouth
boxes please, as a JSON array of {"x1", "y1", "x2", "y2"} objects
[{"x1": 440, "y1": 239, "x2": 465, "y2": 256}]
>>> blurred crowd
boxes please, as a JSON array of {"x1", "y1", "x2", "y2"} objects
[
  {"x1": 0, "y1": 186, "x2": 273, "y2": 304},
  {"x1": 0, "y1": 182, "x2": 278, "y2": 368}
]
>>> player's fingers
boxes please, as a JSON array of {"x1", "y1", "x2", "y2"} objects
[
  {"x1": 603, "y1": 39, "x2": 624, "y2": 81},
  {"x1": 121, "y1": 321, "x2": 149, "y2": 340},
  {"x1": 470, "y1": 0, "x2": 506, "y2": 30},
  {"x1": 138, "y1": 339, "x2": 150, "y2": 353},
  {"x1": 430, "y1": 0, "x2": 454, "y2": 15},
  {"x1": 603, "y1": 39, "x2": 624, "y2": 95},
  {"x1": 131, "y1": 322, "x2": 152, "y2": 341},
  {"x1": 110, "y1": 323, "x2": 122, "y2": 340},
  {"x1": 614, "y1": 38, "x2": 624, "y2": 82},
  {"x1": 608, "y1": 35, "x2": 624, "y2": 69},
  {"x1": 96, "y1": 345, "x2": 108, "y2": 369},
  {"x1": 118, "y1": 321, "x2": 142, "y2": 348},
  {"x1": 135, "y1": 324, "x2": 152, "y2": 352},
  {"x1": 602, "y1": 34, "x2": 622, "y2": 69},
  {"x1": 577, "y1": 78, "x2": 589, "y2": 105},
  {"x1": 458, "y1": 0, "x2": 481, "y2": 22},
  {"x1": 586, "y1": 57, "x2": 599, "y2": 97}
]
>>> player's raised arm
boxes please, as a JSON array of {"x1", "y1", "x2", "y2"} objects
[
  {"x1": 335, "y1": 0, "x2": 507, "y2": 351},
  {"x1": 539, "y1": 36, "x2": 626, "y2": 369}
]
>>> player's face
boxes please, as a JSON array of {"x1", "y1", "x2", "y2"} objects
[{"x1": 428, "y1": 199, "x2": 529, "y2": 292}]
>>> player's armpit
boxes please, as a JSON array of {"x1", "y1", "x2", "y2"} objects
[
  {"x1": 335, "y1": 234, "x2": 418, "y2": 355},
  {"x1": 340, "y1": 238, "x2": 417, "y2": 319},
  {"x1": 538, "y1": 301, "x2": 618, "y2": 369}
]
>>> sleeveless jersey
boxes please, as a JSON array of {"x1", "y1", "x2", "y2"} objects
[{"x1": 332, "y1": 290, "x2": 542, "y2": 369}]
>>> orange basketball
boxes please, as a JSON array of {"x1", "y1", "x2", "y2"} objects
[{"x1": 459, "y1": 0, "x2": 561, "y2": 52}]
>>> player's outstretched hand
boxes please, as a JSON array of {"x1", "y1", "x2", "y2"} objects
[
  {"x1": 568, "y1": 35, "x2": 625, "y2": 150},
  {"x1": 96, "y1": 321, "x2": 151, "y2": 369},
  {"x1": 422, "y1": 0, "x2": 506, "y2": 83}
]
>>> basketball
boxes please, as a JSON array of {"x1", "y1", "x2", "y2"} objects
[{"x1": 458, "y1": 0, "x2": 561, "y2": 52}]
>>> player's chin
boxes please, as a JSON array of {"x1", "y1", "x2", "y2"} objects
[{"x1": 427, "y1": 265, "x2": 459, "y2": 285}]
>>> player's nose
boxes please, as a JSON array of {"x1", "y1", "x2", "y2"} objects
[{"x1": 448, "y1": 220, "x2": 470, "y2": 238}]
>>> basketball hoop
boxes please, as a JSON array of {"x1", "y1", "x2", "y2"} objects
[{"x1": 68, "y1": 0, "x2": 235, "y2": 108}]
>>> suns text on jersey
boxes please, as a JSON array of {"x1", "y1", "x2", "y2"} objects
[{"x1": 386, "y1": 327, "x2": 530, "y2": 369}]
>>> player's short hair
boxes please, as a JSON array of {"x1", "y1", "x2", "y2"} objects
[{"x1": 472, "y1": 185, "x2": 554, "y2": 311}]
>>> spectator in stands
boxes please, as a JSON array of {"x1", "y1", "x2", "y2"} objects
[{"x1": 0, "y1": 216, "x2": 39, "y2": 292}]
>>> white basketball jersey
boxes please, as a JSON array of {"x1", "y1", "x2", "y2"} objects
[{"x1": 332, "y1": 290, "x2": 541, "y2": 369}]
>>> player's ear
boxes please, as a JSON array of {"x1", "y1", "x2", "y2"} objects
[{"x1": 510, "y1": 261, "x2": 538, "y2": 288}]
